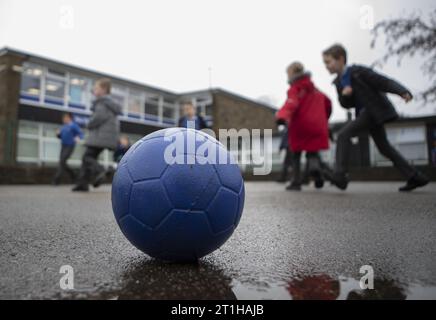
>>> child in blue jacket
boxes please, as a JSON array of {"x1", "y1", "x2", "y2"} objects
[{"x1": 53, "y1": 113, "x2": 83, "y2": 185}]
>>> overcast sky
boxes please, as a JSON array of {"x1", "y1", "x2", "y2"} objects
[{"x1": 1, "y1": 0, "x2": 435, "y2": 121}]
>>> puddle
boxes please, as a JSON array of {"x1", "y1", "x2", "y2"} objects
[{"x1": 231, "y1": 276, "x2": 436, "y2": 300}]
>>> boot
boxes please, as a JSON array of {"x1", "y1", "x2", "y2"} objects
[{"x1": 399, "y1": 172, "x2": 430, "y2": 192}]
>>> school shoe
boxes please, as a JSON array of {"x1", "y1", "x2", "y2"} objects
[
  {"x1": 314, "y1": 177, "x2": 325, "y2": 189},
  {"x1": 286, "y1": 183, "x2": 302, "y2": 191},
  {"x1": 312, "y1": 171, "x2": 325, "y2": 189},
  {"x1": 330, "y1": 172, "x2": 349, "y2": 191},
  {"x1": 399, "y1": 172, "x2": 430, "y2": 192},
  {"x1": 92, "y1": 170, "x2": 107, "y2": 188},
  {"x1": 72, "y1": 184, "x2": 89, "y2": 192}
]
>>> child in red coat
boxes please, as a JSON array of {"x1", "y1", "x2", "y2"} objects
[{"x1": 276, "y1": 62, "x2": 332, "y2": 191}]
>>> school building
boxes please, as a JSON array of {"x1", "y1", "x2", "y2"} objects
[
  {"x1": 0, "y1": 47, "x2": 280, "y2": 183},
  {"x1": 0, "y1": 47, "x2": 435, "y2": 184}
]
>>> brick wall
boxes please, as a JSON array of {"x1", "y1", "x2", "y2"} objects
[
  {"x1": 212, "y1": 91, "x2": 278, "y2": 134},
  {"x1": 0, "y1": 53, "x2": 24, "y2": 165}
]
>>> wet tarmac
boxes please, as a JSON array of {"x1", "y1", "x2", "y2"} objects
[{"x1": 0, "y1": 182, "x2": 435, "y2": 300}]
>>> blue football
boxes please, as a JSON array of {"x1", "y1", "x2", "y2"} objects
[{"x1": 111, "y1": 128, "x2": 245, "y2": 262}]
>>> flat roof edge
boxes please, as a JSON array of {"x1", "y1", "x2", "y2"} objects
[{"x1": 1, "y1": 47, "x2": 279, "y2": 110}]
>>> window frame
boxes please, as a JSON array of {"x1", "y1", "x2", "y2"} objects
[
  {"x1": 144, "y1": 94, "x2": 161, "y2": 122},
  {"x1": 162, "y1": 100, "x2": 176, "y2": 124},
  {"x1": 67, "y1": 74, "x2": 90, "y2": 110},
  {"x1": 127, "y1": 88, "x2": 145, "y2": 120},
  {"x1": 20, "y1": 62, "x2": 44, "y2": 102},
  {"x1": 43, "y1": 67, "x2": 68, "y2": 106}
]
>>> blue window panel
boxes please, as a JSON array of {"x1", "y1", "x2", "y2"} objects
[
  {"x1": 20, "y1": 94, "x2": 40, "y2": 102},
  {"x1": 69, "y1": 103, "x2": 86, "y2": 110},
  {"x1": 163, "y1": 119, "x2": 176, "y2": 125},
  {"x1": 69, "y1": 86, "x2": 84, "y2": 105},
  {"x1": 144, "y1": 114, "x2": 159, "y2": 122},
  {"x1": 128, "y1": 113, "x2": 141, "y2": 119},
  {"x1": 45, "y1": 98, "x2": 64, "y2": 106}
]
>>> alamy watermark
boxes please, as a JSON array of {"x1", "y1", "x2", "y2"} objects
[
  {"x1": 59, "y1": 265, "x2": 74, "y2": 290},
  {"x1": 359, "y1": 5, "x2": 375, "y2": 30},
  {"x1": 162, "y1": 121, "x2": 273, "y2": 175},
  {"x1": 59, "y1": 5, "x2": 75, "y2": 30},
  {"x1": 359, "y1": 265, "x2": 374, "y2": 290}
]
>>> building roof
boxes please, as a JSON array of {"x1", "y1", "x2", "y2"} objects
[
  {"x1": 0, "y1": 47, "x2": 278, "y2": 111},
  {"x1": 0, "y1": 46, "x2": 176, "y2": 97},
  {"x1": 181, "y1": 88, "x2": 278, "y2": 112}
]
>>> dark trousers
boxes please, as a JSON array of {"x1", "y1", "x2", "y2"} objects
[
  {"x1": 292, "y1": 152, "x2": 321, "y2": 185},
  {"x1": 76, "y1": 146, "x2": 105, "y2": 186},
  {"x1": 335, "y1": 110, "x2": 416, "y2": 178},
  {"x1": 53, "y1": 145, "x2": 76, "y2": 183},
  {"x1": 279, "y1": 149, "x2": 293, "y2": 180}
]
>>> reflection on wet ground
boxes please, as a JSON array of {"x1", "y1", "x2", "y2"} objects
[
  {"x1": 57, "y1": 258, "x2": 236, "y2": 300},
  {"x1": 233, "y1": 276, "x2": 436, "y2": 300},
  {"x1": 57, "y1": 258, "x2": 436, "y2": 300}
]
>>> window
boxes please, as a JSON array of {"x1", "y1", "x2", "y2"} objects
[
  {"x1": 145, "y1": 96, "x2": 160, "y2": 120},
  {"x1": 371, "y1": 125, "x2": 428, "y2": 166},
  {"x1": 21, "y1": 77, "x2": 42, "y2": 97},
  {"x1": 111, "y1": 85, "x2": 127, "y2": 115},
  {"x1": 48, "y1": 68, "x2": 65, "y2": 77},
  {"x1": 197, "y1": 105, "x2": 204, "y2": 116},
  {"x1": 69, "y1": 75, "x2": 88, "y2": 108},
  {"x1": 194, "y1": 97, "x2": 213, "y2": 118},
  {"x1": 163, "y1": 102, "x2": 175, "y2": 123},
  {"x1": 45, "y1": 78, "x2": 65, "y2": 101},
  {"x1": 17, "y1": 138, "x2": 39, "y2": 159},
  {"x1": 45, "y1": 69, "x2": 66, "y2": 104},
  {"x1": 42, "y1": 140, "x2": 61, "y2": 162},
  {"x1": 127, "y1": 90, "x2": 144, "y2": 118},
  {"x1": 16, "y1": 120, "x2": 118, "y2": 168},
  {"x1": 17, "y1": 120, "x2": 40, "y2": 162},
  {"x1": 18, "y1": 121, "x2": 39, "y2": 135},
  {"x1": 20, "y1": 63, "x2": 43, "y2": 99},
  {"x1": 205, "y1": 103, "x2": 213, "y2": 117},
  {"x1": 45, "y1": 78, "x2": 65, "y2": 100},
  {"x1": 163, "y1": 106, "x2": 174, "y2": 119},
  {"x1": 42, "y1": 123, "x2": 59, "y2": 138}
]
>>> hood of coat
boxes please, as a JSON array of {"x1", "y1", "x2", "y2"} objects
[
  {"x1": 92, "y1": 96, "x2": 123, "y2": 115},
  {"x1": 290, "y1": 72, "x2": 315, "y2": 92}
]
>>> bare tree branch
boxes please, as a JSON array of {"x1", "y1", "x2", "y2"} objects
[{"x1": 371, "y1": 9, "x2": 436, "y2": 104}]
